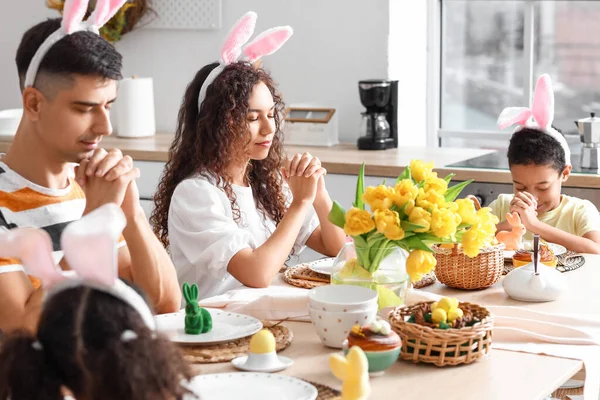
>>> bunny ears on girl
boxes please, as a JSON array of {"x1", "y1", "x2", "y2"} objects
[
  {"x1": 197, "y1": 11, "x2": 293, "y2": 111},
  {"x1": 24, "y1": 0, "x2": 129, "y2": 88},
  {"x1": 497, "y1": 74, "x2": 571, "y2": 166},
  {"x1": 0, "y1": 203, "x2": 156, "y2": 330}
]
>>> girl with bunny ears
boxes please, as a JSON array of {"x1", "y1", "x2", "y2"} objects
[
  {"x1": 489, "y1": 74, "x2": 600, "y2": 254},
  {"x1": 151, "y1": 12, "x2": 345, "y2": 299},
  {"x1": 0, "y1": 205, "x2": 194, "y2": 400}
]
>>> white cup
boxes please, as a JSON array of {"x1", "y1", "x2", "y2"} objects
[
  {"x1": 308, "y1": 305, "x2": 378, "y2": 348},
  {"x1": 308, "y1": 285, "x2": 378, "y2": 313},
  {"x1": 0, "y1": 109, "x2": 22, "y2": 136}
]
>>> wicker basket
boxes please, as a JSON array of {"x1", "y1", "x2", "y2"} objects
[
  {"x1": 432, "y1": 243, "x2": 505, "y2": 289},
  {"x1": 388, "y1": 301, "x2": 493, "y2": 367}
]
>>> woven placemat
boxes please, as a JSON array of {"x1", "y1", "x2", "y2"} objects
[
  {"x1": 413, "y1": 271, "x2": 436, "y2": 289},
  {"x1": 551, "y1": 385, "x2": 583, "y2": 399},
  {"x1": 303, "y1": 380, "x2": 341, "y2": 400},
  {"x1": 283, "y1": 265, "x2": 330, "y2": 289},
  {"x1": 503, "y1": 251, "x2": 585, "y2": 275},
  {"x1": 181, "y1": 323, "x2": 293, "y2": 364}
]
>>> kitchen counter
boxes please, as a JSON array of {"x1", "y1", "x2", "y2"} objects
[{"x1": 1, "y1": 133, "x2": 599, "y2": 189}]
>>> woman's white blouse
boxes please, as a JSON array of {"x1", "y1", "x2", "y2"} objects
[{"x1": 168, "y1": 175, "x2": 319, "y2": 299}]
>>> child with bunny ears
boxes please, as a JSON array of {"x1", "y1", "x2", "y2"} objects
[
  {"x1": 0, "y1": 205, "x2": 194, "y2": 400},
  {"x1": 489, "y1": 74, "x2": 600, "y2": 254},
  {"x1": 0, "y1": 0, "x2": 181, "y2": 334},
  {"x1": 151, "y1": 12, "x2": 345, "y2": 299}
]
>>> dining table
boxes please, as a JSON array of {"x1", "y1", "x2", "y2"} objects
[{"x1": 191, "y1": 254, "x2": 600, "y2": 400}]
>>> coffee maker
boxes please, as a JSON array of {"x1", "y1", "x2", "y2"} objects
[
  {"x1": 574, "y1": 112, "x2": 600, "y2": 169},
  {"x1": 357, "y1": 80, "x2": 398, "y2": 150}
]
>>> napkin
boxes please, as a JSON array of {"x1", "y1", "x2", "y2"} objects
[{"x1": 198, "y1": 275, "x2": 311, "y2": 322}]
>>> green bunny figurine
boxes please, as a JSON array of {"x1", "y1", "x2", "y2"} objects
[{"x1": 183, "y1": 282, "x2": 212, "y2": 334}]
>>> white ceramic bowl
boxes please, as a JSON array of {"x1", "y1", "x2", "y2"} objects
[
  {"x1": 0, "y1": 109, "x2": 22, "y2": 136},
  {"x1": 308, "y1": 305, "x2": 378, "y2": 349},
  {"x1": 308, "y1": 285, "x2": 378, "y2": 313}
]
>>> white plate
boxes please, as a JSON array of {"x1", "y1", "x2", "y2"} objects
[
  {"x1": 185, "y1": 372, "x2": 318, "y2": 400},
  {"x1": 548, "y1": 243, "x2": 567, "y2": 256},
  {"x1": 504, "y1": 242, "x2": 567, "y2": 260},
  {"x1": 306, "y1": 257, "x2": 336, "y2": 275},
  {"x1": 231, "y1": 355, "x2": 294, "y2": 372},
  {"x1": 155, "y1": 308, "x2": 262, "y2": 345}
]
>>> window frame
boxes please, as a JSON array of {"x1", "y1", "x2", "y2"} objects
[{"x1": 429, "y1": 0, "x2": 538, "y2": 147}]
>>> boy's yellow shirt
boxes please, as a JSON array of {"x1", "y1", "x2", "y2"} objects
[{"x1": 489, "y1": 194, "x2": 600, "y2": 240}]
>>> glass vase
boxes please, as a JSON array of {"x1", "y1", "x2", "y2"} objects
[{"x1": 331, "y1": 242, "x2": 411, "y2": 309}]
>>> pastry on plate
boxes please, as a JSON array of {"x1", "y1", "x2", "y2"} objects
[{"x1": 512, "y1": 243, "x2": 557, "y2": 268}]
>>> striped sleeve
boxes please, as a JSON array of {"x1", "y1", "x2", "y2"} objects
[{"x1": 0, "y1": 258, "x2": 24, "y2": 274}]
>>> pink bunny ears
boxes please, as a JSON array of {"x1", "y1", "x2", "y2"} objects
[
  {"x1": 197, "y1": 11, "x2": 293, "y2": 112},
  {"x1": 0, "y1": 204, "x2": 156, "y2": 330},
  {"x1": 24, "y1": 0, "x2": 128, "y2": 88},
  {"x1": 497, "y1": 74, "x2": 571, "y2": 166}
]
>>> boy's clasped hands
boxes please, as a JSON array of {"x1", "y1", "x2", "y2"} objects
[{"x1": 510, "y1": 191, "x2": 539, "y2": 230}]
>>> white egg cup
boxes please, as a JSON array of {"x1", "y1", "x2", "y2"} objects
[{"x1": 231, "y1": 351, "x2": 293, "y2": 373}]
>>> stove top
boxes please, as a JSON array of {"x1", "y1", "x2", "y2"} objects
[{"x1": 447, "y1": 151, "x2": 600, "y2": 175}]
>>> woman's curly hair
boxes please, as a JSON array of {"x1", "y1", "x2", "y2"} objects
[{"x1": 151, "y1": 62, "x2": 287, "y2": 247}]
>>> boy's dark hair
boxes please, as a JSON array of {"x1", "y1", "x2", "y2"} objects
[
  {"x1": 15, "y1": 18, "x2": 123, "y2": 91},
  {"x1": 0, "y1": 284, "x2": 194, "y2": 400},
  {"x1": 507, "y1": 127, "x2": 566, "y2": 173}
]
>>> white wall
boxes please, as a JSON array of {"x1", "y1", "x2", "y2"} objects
[
  {"x1": 1, "y1": 0, "x2": 392, "y2": 144},
  {"x1": 0, "y1": 1, "x2": 55, "y2": 108},
  {"x1": 388, "y1": 0, "x2": 429, "y2": 147}
]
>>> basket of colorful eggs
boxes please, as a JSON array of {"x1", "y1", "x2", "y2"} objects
[{"x1": 388, "y1": 297, "x2": 493, "y2": 367}]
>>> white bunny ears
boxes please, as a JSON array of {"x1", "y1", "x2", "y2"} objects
[
  {"x1": 497, "y1": 74, "x2": 571, "y2": 166},
  {"x1": 24, "y1": 0, "x2": 128, "y2": 88},
  {"x1": 0, "y1": 203, "x2": 156, "y2": 330},
  {"x1": 197, "y1": 11, "x2": 293, "y2": 112}
]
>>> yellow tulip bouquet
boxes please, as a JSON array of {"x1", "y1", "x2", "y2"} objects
[{"x1": 328, "y1": 160, "x2": 499, "y2": 283}]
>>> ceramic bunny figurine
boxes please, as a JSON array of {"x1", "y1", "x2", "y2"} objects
[
  {"x1": 183, "y1": 282, "x2": 212, "y2": 334},
  {"x1": 329, "y1": 346, "x2": 371, "y2": 400},
  {"x1": 496, "y1": 212, "x2": 526, "y2": 250}
]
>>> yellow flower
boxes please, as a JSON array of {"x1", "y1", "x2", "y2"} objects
[
  {"x1": 455, "y1": 198, "x2": 478, "y2": 225},
  {"x1": 442, "y1": 201, "x2": 459, "y2": 212},
  {"x1": 462, "y1": 226, "x2": 486, "y2": 257},
  {"x1": 362, "y1": 185, "x2": 394, "y2": 212},
  {"x1": 393, "y1": 179, "x2": 419, "y2": 209},
  {"x1": 410, "y1": 160, "x2": 435, "y2": 182},
  {"x1": 461, "y1": 208, "x2": 500, "y2": 257},
  {"x1": 374, "y1": 209, "x2": 405, "y2": 240},
  {"x1": 404, "y1": 199, "x2": 415, "y2": 216},
  {"x1": 408, "y1": 206, "x2": 431, "y2": 232},
  {"x1": 344, "y1": 208, "x2": 375, "y2": 236},
  {"x1": 406, "y1": 249, "x2": 437, "y2": 282},
  {"x1": 415, "y1": 188, "x2": 445, "y2": 211},
  {"x1": 477, "y1": 207, "x2": 499, "y2": 228},
  {"x1": 423, "y1": 176, "x2": 448, "y2": 195},
  {"x1": 430, "y1": 205, "x2": 462, "y2": 239}
]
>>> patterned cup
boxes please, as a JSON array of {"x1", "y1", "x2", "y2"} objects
[{"x1": 308, "y1": 305, "x2": 378, "y2": 349}]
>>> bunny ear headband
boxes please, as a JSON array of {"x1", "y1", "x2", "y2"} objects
[
  {"x1": 24, "y1": 0, "x2": 128, "y2": 88},
  {"x1": 197, "y1": 11, "x2": 293, "y2": 112},
  {"x1": 497, "y1": 73, "x2": 571, "y2": 166},
  {"x1": 0, "y1": 203, "x2": 156, "y2": 331}
]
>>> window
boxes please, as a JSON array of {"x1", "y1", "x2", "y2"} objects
[{"x1": 435, "y1": 0, "x2": 600, "y2": 150}]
